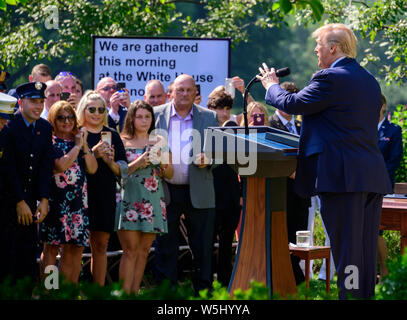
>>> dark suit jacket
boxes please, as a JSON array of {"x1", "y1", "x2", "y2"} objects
[
  {"x1": 269, "y1": 112, "x2": 311, "y2": 205},
  {"x1": 212, "y1": 164, "x2": 241, "y2": 212},
  {"x1": 266, "y1": 57, "x2": 392, "y2": 198},
  {"x1": 107, "y1": 105, "x2": 127, "y2": 133},
  {"x1": 268, "y1": 113, "x2": 301, "y2": 134},
  {"x1": 3, "y1": 113, "x2": 54, "y2": 205},
  {"x1": 378, "y1": 118, "x2": 403, "y2": 188}
]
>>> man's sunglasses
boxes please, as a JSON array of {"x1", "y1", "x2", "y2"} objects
[
  {"x1": 57, "y1": 114, "x2": 75, "y2": 122},
  {"x1": 87, "y1": 106, "x2": 106, "y2": 114}
]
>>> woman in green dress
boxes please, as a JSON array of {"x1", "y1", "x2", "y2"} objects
[{"x1": 116, "y1": 100, "x2": 173, "y2": 294}]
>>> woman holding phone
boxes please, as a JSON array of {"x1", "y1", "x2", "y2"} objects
[
  {"x1": 116, "y1": 100, "x2": 173, "y2": 294},
  {"x1": 40, "y1": 101, "x2": 97, "y2": 283},
  {"x1": 76, "y1": 90, "x2": 126, "y2": 286},
  {"x1": 239, "y1": 101, "x2": 269, "y2": 127}
]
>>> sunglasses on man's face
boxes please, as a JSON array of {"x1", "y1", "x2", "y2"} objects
[
  {"x1": 87, "y1": 106, "x2": 106, "y2": 114},
  {"x1": 56, "y1": 114, "x2": 75, "y2": 122}
]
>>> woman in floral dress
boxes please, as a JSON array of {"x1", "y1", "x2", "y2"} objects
[
  {"x1": 116, "y1": 100, "x2": 173, "y2": 294},
  {"x1": 40, "y1": 101, "x2": 97, "y2": 283}
]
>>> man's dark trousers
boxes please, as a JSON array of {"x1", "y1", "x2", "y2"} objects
[
  {"x1": 320, "y1": 192, "x2": 383, "y2": 299},
  {"x1": 153, "y1": 183, "x2": 215, "y2": 294}
]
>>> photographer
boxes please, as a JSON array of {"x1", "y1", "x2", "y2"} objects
[
  {"x1": 96, "y1": 77, "x2": 130, "y2": 132},
  {"x1": 55, "y1": 71, "x2": 80, "y2": 110}
]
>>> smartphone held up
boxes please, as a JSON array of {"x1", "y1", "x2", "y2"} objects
[
  {"x1": 253, "y1": 113, "x2": 265, "y2": 126},
  {"x1": 101, "y1": 131, "x2": 112, "y2": 145},
  {"x1": 60, "y1": 92, "x2": 70, "y2": 101},
  {"x1": 117, "y1": 82, "x2": 126, "y2": 98}
]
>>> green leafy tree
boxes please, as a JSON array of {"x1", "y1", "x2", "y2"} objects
[
  {"x1": 0, "y1": 0, "x2": 26, "y2": 11},
  {"x1": 294, "y1": 0, "x2": 407, "y2": 85},
  {"x1": 180, "y1": 0, "x2": 324, "y2": 45},
  {"x1": 0, "y1": 0, "x2": 324, "y2": 72},
  {"x1": 0, "y1": 0, "x2": 181, "y2": 69}
]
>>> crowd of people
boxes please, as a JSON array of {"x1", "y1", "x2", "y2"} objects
[
  {"x1": 0, "y1": 66, "x2": 251, "y2": 296},
  {"x1": 0, "y1": 23, "x2": 404, "y2": 300}
]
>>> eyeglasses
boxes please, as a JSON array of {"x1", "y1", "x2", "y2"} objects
[
  {"x1": 56, "y1": 115, "x2": 75, "y2": 122},
  {"x1": 101, "y1": 85, "x2": 118, "y2": 92},
  {"x1": 87, "y1": 106, "x2": 106, "y2": 114}
]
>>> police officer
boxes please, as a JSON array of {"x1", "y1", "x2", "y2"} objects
[
  {"x1": 2, "y1": 82, "x2": 54, "y2": 282},
  {"x1": 0, "y1": 92, "x2": 17, "y2": 283}
]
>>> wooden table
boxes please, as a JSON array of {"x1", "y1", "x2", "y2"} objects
[
  {"x1": 289, "y1": 245, "x2": 331, "y2": 294},
  {"x1": 380, "y1": 197, "x2": 407, "y2": 255}
]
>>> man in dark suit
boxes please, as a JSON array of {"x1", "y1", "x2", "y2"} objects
[
  {"x1": 257, "y1": 23, "x2": 392, "y2": 299},
  {"x1": 377, "y1": 94, "x2": 403, "y2": 188},
  {"x1": 207, "y1": 89, "x2": 242, "y2": 287},
  {"x1": 377, "y1": 93, "x2": 403, "y2": 279},
  {"x1": 268, "y1": 82, "x2": 302, "y2": 135},
  {"x1": 0, "y1": 92, "x2": 17, "y2": 282},
  {"x1": 2, "y1": 82, "x2": 54, "y2": 282},
  {"x1": 153, "y1": 74, "x2": 218, "y2": 294},
  {"x1": 268, "y1": 82, "x2": 311, "y2": 285},
  {"x1": 96, "y1": 77, "x2": 130, "y2": 132}
]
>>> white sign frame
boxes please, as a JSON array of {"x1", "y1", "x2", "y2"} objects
[{"x1": 92, "y1": 36, "x2": 231, "y2": 107}]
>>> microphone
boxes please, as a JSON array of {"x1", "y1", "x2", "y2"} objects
[
  {"x1": 254, "y1": 67, "x2": 291, "y2": 82},
  {"x1": 275, "y1": 67, "x2": 290, "y2": 77}
]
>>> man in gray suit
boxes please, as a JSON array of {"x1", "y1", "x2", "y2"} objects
[{"x1": 152, "y1": 74, "x2": 218, "y2": 294}]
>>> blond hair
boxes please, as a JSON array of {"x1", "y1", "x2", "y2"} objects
[
  {"x1": 240, "y1": 101, "x2": 269, "y2": 126},
  {"x1": 312, "y1": 23, "x2": 357, "y2": 58},
  {"x1": 76, "y1": 90, "x2": 107, "y2": 127}
]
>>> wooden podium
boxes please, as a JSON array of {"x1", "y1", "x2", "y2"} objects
[{"x1": 204, "y1": 126, "x2": 299, "y2": 297}]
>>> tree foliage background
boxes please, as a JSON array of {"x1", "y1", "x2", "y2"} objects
[
  {"x1": 1, "y1": 0, "x2": 406, "y2": 108},
  {"x1": 0, "y1": 0, "x2": 322, "y2": 67}
]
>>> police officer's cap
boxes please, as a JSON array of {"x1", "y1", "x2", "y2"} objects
[
  {"x1": 0, "y1": 92, "x2": 17, "y2": 120},
  {"x1": 16, "y1": 82, "x2": 47, "y2": 99}
]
